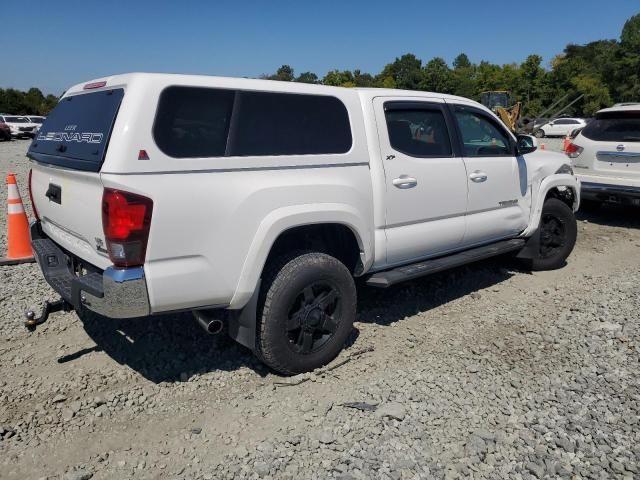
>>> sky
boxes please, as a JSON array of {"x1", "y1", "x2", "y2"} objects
[{"x1": 2, "y1": 1, "x2": 637, "y2": 95}]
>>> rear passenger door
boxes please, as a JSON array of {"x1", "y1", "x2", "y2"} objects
[
  {"x1": 449, "y1": 103, "x2": 529, "y2": 246},
  {"x1": 374, "y1": 98, "x2": 468, "y2": 266}
]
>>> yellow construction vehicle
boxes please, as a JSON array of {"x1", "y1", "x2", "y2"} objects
[{"x1": 480, "y1": 91, "x2": 521, "y2": 133}]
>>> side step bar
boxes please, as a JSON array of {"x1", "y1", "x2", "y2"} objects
[{"x1": 365, "y1": 238, "x2": 525, "y2": 288}]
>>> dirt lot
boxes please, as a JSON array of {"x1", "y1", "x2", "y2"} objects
[{"x1": 1, "y1": 138, "x2": 639, "y2": 480}]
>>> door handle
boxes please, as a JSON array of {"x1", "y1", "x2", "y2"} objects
[
  {"x1": 392, "y1": 175, "x2": 418, "y2": 189},
  {"x1": 469, "y1": 171, "x2": 488, "y2": 183}
]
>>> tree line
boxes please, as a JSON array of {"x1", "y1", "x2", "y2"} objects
[
  {"x1": 262, "y1": 14, "x2": 639, "y2": 117},
  {"x1": 1, "y1": 14, "x2": 637, "y2": 118},
  {"x1": 0, "y1": 88, "x2": 59, "y2": 116}
]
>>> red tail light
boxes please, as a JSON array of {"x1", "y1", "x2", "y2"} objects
[
  {"x1": 28, "y1": 169, "x2": 40, "y2": 220},
  {"x1": 102, "y1": 188, "x2": 153, "y2": 267},
  {"x1": 565, "y1": 143, "x2": 583, "y2": 159}
]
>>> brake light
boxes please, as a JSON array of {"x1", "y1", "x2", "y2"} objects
[
  {"x1": 565, "y1": 143, "x2": 583, "y2": 159},
  {"x1": 102, "y1": 188, "x2": 153, "y2": 267},
  {"x1": 84, "y1": 81, "x2": 107, "y2": 90},
  {"x1": 28, "y1": 169, "x2": 40, "y2": 220}
]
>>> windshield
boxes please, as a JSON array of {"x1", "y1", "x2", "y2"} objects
[
  {"x1": 581, "y1": 111, "x2": 640, "y2": 142},
  {"x1": 6, "y1": 116, "x2": 29, "y2": 123},
  {"x1": 28, "y1": 89, "x2": 125, "y2": 171}
]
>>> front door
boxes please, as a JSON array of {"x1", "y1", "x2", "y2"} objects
[
  {"x1": 374, "y1": 98, "x2": 468, "y2": 266},
  {"x1": 448, "y1": 102, "x2": 529, "y2": 246}
]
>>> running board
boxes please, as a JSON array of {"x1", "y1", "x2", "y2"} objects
[{"x1": 365, "y1": 238, "x2": 525, "y2": 288}]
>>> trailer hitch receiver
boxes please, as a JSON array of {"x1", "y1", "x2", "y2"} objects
[{"x1": 25, "y1": 299, "x2": 73, "y2": 331}]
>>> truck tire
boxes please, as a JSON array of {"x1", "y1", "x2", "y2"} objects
[
  {"x1": 530, "y1": 198, "x2": 577, "y2": 271},
  {"x1": 256, "y1": 251, "x2": 356, "y2": 375}
]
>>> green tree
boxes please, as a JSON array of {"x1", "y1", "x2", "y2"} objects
[
  {"x1": 421, "y1": 57, "x2": 455, "y2": 93},
  {"x1": 572, "y1": 75, "x2": 611, "y2": 116},
  {"x1": 322, "y1": 70, "x2": 354, "y2": 87},
  {"x1": 295, "y1": 72, "x2": 318, "y2": 84},
  {"x1": 268, "y1": 65, "x2": 294, "y2": 82},
  {"x1": 377, "y1": 54, "x2": 423, "y2": 90},
  {"x1": 452, "y1": 53, "x2": 477, "y2": 99}
]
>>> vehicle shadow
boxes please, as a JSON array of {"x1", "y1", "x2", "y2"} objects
[
  {"x1": 75, "y1": 309, "x2": 268, "y2": 383},
  {"x1": 355, "y1": 256, "x2": 516, "y2": 327},
  {"x1": 73, "y1": 257, "x2": 517, "y2": 383},
  {"x1": 576, "y1": 204, "x2": 640, "y2": 229}
]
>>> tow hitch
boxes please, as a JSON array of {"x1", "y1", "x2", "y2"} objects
[{"x1": 25, "y1": 298, "x2": 73, "y2": 331}]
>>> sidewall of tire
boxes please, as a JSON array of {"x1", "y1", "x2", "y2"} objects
[
  {"x1": 257, "y1": 252, "x2": 356, "y2": 375},
  {"x1": 531, "y1": 198, "x2": 577, "y2": 271}
]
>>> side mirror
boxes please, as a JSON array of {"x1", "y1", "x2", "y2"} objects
[{"x1": 516, "y1": 134, "x2": 538, "y2": 155}]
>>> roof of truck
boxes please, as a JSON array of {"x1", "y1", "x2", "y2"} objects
[
  {"x1": 65, "y1": 72, "x2": 481, "y2": 106},
  {"x1": 597, "y1": 104, "x2": 640, "y2": 114}
]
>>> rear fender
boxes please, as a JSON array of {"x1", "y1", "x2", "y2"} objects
[{"x1": 228, "y1": 203, "x2": 372, "y2": 310}]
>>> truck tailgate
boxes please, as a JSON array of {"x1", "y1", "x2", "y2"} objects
[{"x1": 30, "y1": 163, "x2": 110, "y2": 270}]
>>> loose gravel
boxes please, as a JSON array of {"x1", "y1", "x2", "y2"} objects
[{"x1": 1, "y1": 138, "x2": 639, "y2": 479}]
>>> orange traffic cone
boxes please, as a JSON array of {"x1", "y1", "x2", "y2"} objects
[
  {"x1": 562, "y1": 135, "x2": 571, "y2": 152},
  {"x1": 540, "y1": 143, "x2": 546, "y2": 150},
  {"x1": 0, "y1": 174, "x2": 35, "y2": 265}
]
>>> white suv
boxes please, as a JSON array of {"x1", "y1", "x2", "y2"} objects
[
  {"x1": 26, "y1": 73, "x2": 580, "y2": 374},
  {"x1": 535, "y1": 118, "x2": 586, "y2": 138},
  {"x1": 569, "y1": 105, "x2": 640, "y2": 208},
  {"x1": 0, "y1": 115, "x2": 36, "y2": 138}
]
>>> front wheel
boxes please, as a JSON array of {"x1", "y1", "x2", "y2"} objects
[
  {"x1": 530, "y1": 198, "x2": 577, "y2": 271},
  {"x1": 534, "y1": 129, "x2": 545, "y2": 138},
  {"x1": 256, "y1": 251, "x2": 356, "y2": 375}
]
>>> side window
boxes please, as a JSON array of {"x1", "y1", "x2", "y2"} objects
[
  {"x1": 154, "y1": 86, "x2": 235, "y2": 158},
  {"x1": 153, "y1": 87, "x2": 352, "y2": 158},
  {"x1": 453, "y1": 107, "x2": 512, "y2": 157},
  {"x1": 384, "y1": 105, "x2": 452, "y2": 157},
  {"x1": 228, "y1": 91, "x2": 352, "y2": 156}
]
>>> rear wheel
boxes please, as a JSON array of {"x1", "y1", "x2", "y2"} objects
[
  {"x1": 256, "y1": 251, "x2": 356, "y2": 375},
  {"x1": 530, "y1": 198, "x2": 577, "y2": 271},
  {"x1": 534, "y1": 129, "x2": 545, "y2": 138}
]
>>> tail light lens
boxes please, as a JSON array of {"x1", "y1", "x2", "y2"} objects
[
  {"x1": 565, "y1": 143, "x2": 583, "y2": 159},
  {"x1": 28, "y1": 169, "x2": 40, "y2": 220},
  {"x1": 102, "y1": 188, "x2": 153, "y2": 267}
]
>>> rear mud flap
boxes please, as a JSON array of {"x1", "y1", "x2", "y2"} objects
[{"x1": 227, "y1": 281, "x2": 260, "y2": 351}]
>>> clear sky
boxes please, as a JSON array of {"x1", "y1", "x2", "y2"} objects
[{"x1": 2, "y1": 0, "x2": 637, "y2": 95}]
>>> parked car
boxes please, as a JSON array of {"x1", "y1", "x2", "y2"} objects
[
  {"x1": 568, "y1": 104, "x2": 640, "y2": 209},
  {"x1": 26, "y1": 116, "x2": 46, "y2": 135},
  {"x1": 535, "y1": 118, "x2": 587, "y2": 138},
  {"x1": 27, "y1": 73, "x2": 580, "y2": 374},
  {"x1": 0, "y1": 115, "x2": 36, "y2": 138},
  {"x1": 0, "y1": 118, "x2": 11, "y2": 141}
]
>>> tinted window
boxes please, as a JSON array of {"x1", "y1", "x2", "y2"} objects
[
  {"x1": 581, "y1": 112, "x2": 640, "y2": 142},
  {"x1": 154, "y1": 86, "x2": 234, "y2": 158},
  {"x1": 153, "y1": 87, "x2": 352, "y2": 158},
  {"x1": 554, "y1": 119, "x2": 569, "y2": 125},
  {"x1": 454, "y1": 107, "x2": 512, "y2": 156},
  {"x1": 30, "y1": 117, "x2": 45, "y2": 124},
  {"x1": 384, "y1": 106, "x2": 452, "y2": 157},
  {"x1": 228, "y1": 91, "x2": 351, "y2": 156},
  {"x1": 6, "y1": 116, "x2": 28, "y2": 123},
  {"x1": 28, "y1": 89, "x2": 124, "y2": 172}
]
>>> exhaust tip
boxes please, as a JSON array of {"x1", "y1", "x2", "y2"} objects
[
  {"x1": 205, "y1": 319, "x2": 224, "y2": 335},
  {"x1": 193, "y1": 310, "x2": 225, "y2": 335}
]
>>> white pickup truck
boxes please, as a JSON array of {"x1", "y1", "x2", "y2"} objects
[{"x1": 27, "y1": 73, "x2": 579, "y2": 374}]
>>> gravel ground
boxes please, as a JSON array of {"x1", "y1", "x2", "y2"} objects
[{"x1": 1, "y1": 138, "x2": 639, "y2": 480}]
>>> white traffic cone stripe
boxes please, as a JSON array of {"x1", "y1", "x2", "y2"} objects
[
  {"x1": 7, "y1": 184, "x2": 20, "y2": 199},
  {"x1": 8, "y1": 204, "x2": 25, "y2": 214}
]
